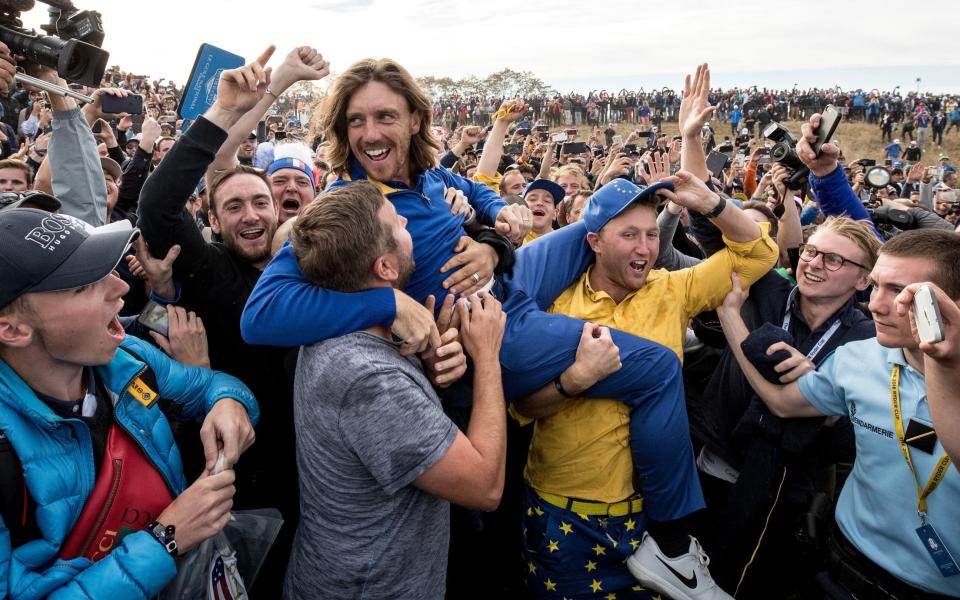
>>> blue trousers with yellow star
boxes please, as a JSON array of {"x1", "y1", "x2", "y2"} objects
[
  {"x1": 497, "y1": 220, "x2": 704, "y2": 522},
  {"x1": 521, "y1": 486, "x2": 660, "y2": 600}
]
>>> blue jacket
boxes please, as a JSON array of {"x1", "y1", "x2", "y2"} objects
[
  {"x1": 0, "y1": 336, "x2": 259, "y2": 600},
  {"x1": 807, "y1": 165, "x2": 880, "y2": 239},
  {"x1": 241, "y1": 159, "x2": 506, "y2": 346}
]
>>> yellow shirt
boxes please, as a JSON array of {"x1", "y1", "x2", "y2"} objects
[
  {"x1": 472, "y1": 172, "x2": 502, "y2": 194},
  {"x1": 522, "y1": 229, "x2": 544, "y2": 246},
  {"x1": 523, "y1": 227, "x2": 777, "y2": 502}
]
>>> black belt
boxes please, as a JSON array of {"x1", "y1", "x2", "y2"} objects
[{"x1": 828, "y1": 529, "x2": 958, "y2": 600}]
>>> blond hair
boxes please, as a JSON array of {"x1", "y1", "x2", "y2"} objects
[{"x1": 813, "y1": 217, "x2": 881, "y2": 270}]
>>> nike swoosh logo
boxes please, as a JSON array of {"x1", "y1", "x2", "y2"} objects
[{"x1": 657, "y1": 556, "x2": 698, "y2": 589}]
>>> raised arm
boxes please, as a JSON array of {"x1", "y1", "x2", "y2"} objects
[
  {"x1": 139, "y1": 48, "x2": 274, "y2": 272},
  {"x1": 115, "y1": 118, "x2": 162, "y2": 219},
  {"x1": 678, "y1": 63, "x2": 714, "y2": 182},
  {"x1": 770, "y1": 164, "x2": 803, "y2": 264},
  {"x1": 206, "y1": 46, "x2": 329, "y2": 178},
  {"x1": 36, "y1": 78, "x2": 116, "y2": 225},
  {"x1": 639, "y1": 150, "x2": 703, "y2": 270},
  {"x1": 799, "y1": 112, "x2": 877, "y2": 235},
  {"x1": 476, "y1": 99, "x2": 526, "y2": 179}
]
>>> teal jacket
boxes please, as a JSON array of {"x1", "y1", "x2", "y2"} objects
[{"x1": 0, "y1": 335, "x2": 258, "y2": 600}]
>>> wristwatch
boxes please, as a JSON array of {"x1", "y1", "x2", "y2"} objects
[
  {"x1": 701, "y1": 194, "x2": 727, "y2": 219},
  {"x1": 147, "y1": 521, "x2": 179, "y2": 558},
  {"x1": 554, "y1": 375, "x2": 575, "y2": 399}
]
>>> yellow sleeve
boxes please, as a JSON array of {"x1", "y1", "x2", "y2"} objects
[
  {"x1": 677, "y1": 222, "x2": 779, "y2": 317},
  {"x1": 472, "y1": 172, "x2": 503, "y2": 194}
]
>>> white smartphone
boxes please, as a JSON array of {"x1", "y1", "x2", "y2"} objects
[
  {"x1": 551, "y1": 131, "x2": 568, "y2": 143},
  {"x1": 914, "y1": 285, "x2": 945, "y2": 344}
]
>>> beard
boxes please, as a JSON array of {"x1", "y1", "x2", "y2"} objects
[
  {"x1": 221, "y1": 226, "x2": 276, "y2": 265},
  {"x1": 396, "y1": 253, "x2": 416, "y2": 291}
]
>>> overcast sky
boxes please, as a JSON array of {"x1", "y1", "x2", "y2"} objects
[{"x1": 21, "y1": 0, "x2": 958, "y2": 92}]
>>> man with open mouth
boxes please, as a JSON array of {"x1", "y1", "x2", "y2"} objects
[
  {"x1": 268, "y1": 153, "x2": 317, "y2": 225},
  {"x1": 521, "y1": 179, "x2": 565, "y2": 245},
  {"x1": 0, "y1": 208, "x2": 258, "y2": 599}
]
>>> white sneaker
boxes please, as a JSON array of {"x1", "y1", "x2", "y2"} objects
[{"x1": 626, "y1": 532, "x2": 733, "y2": 600}]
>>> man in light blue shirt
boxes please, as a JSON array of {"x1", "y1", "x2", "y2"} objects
[{"x1": 716, "y1": 228, "x2": 960, "y2": 598}]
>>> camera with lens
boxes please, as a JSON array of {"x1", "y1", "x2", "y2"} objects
[
  {"x1": 762, "y1": 122, "x2": 808, "y2": 190},
  {"x1": 0, "y1": 0, "x2": 108, "y2": 87}
]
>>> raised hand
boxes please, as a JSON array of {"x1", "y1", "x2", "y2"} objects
[
  {"x1": 679, "y1": 63, "x2": 716, "y2": 138},
  {"x1": 460, "y1": 126, "x2": 486, "y2": 146},
  {"x1": 637, "y1": 151, "x2": 671, "y2": 185},
  {"x1": 494, "y1": 99, "x2": 529, "y2": 124},
  {"x1": 797, "y1": 113, "x2": 840, "y2": 177},
  {"x1": 127, "y1": 236, "x2": 180, "y2": 299},
  {"x1": 214, "y1": 46, "x2": 275, "y2": 115},
  {"x1": 272, "y1": 46, "x2": 330, "y2": 90},
  {"x1": 660, "y1": 169, "x2": 718, "y2": 213}
]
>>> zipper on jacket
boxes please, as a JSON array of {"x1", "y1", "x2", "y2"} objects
[
  {"x1": 114, "y1": 366, "x2": 177, "y2": 496},
  {"x1": 78, "y1": 457, "x2": 123, "y2": 556}
]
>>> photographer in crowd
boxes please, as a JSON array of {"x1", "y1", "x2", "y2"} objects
[{"x1": 4, "y1": 13, "x2": 960, "y2": 596}]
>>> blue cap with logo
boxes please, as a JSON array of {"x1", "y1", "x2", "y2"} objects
[
  {"x1": 0, "y1": 209, "x2": 138, "y2": 309},
  {"x1": 582, "y1": 178, "x2": 674, "y2": 233}
]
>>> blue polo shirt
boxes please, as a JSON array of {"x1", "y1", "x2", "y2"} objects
[{"x1": 799, "y1": 338, "x2": 960, "y2": 595}]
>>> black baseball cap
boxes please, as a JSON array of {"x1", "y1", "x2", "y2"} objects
[
  {"x1": 0, "y1": 209, "x2": 139, "y2": 309},
  {"x1": 0, "y1": 191, "x2": 62, "y2": 213}
]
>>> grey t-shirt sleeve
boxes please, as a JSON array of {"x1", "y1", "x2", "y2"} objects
[
  {"x1": 340, "y1": 370, "x2": 458, "y2": 495},
  {"x1": 655, "y1": 207, "x2": 702, "y2": 271}
]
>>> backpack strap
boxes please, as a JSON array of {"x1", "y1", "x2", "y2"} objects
[{"x1": 0, "y1": 429, "x2": 38, "y2": 547}]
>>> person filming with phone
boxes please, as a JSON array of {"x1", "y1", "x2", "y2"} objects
[{"x1": 715, "y1": 228, "x2": 960, "y2": 598}]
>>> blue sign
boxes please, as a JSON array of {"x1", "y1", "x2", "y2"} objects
[{"x1": 178, "y1": 44, "x2": 245, "y2": 121}]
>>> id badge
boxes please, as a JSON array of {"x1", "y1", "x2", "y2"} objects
[{"x1": 917, "y1": 524, "x2": 960, "y2": 577}]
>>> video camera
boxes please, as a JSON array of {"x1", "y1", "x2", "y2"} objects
[
  {"x1": 762, "y1": 122, "x2": 808, "y2": 190},
  {"x1": 0, "y1": 0, "x2": 108, "y2": 87}
]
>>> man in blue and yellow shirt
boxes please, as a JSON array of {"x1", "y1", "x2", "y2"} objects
[{"x1": 510, "y1": 174, "x2": 777, "y2": 599}]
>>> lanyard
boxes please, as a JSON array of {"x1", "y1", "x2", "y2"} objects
[
  {"x1": 889, "y1": 364, "x2": 952, "y2": 526},
  {"x1": 781, "y1": 287, "x2": 843, "y2": 363}
]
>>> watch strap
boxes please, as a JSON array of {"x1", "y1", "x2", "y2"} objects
[
  {"x1": 702, "y1": 194, "x2": 727, "y2": 218},
  {"x1": 147, "y1": 520, "x2": 179, "y2": 558},
  {"x1": 554, "y1": 375, "x2": 575, "y2": 398}
]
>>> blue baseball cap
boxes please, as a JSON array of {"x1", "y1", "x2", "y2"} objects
[
  {"x1": 522, "y1": 179, "x2": 565, "y2": 205},
  {"x1": 583, "y1": 179, "x2": 674, "y2": 233}
]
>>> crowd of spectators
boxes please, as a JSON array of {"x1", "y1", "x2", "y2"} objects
[{"x1": 0, "y1": 43, "x2": 959, "y2": 600}]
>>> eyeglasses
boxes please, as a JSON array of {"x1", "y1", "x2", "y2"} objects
[{"x1": 799, "y1": 244, "x2": 867, "y2": 271}]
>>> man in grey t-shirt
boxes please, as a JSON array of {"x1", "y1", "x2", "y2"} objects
[{"x1": 284, "y1": 181, "x2": 507, "y2": 599}]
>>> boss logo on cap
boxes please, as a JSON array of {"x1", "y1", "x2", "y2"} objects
[{"x1": 24, "y1": 213, "x2": 77, "y2": 251}]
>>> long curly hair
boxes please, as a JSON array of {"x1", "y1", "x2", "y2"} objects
[{"x1": 319, "y1": 58, "x2": 440, "y2": 177}]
